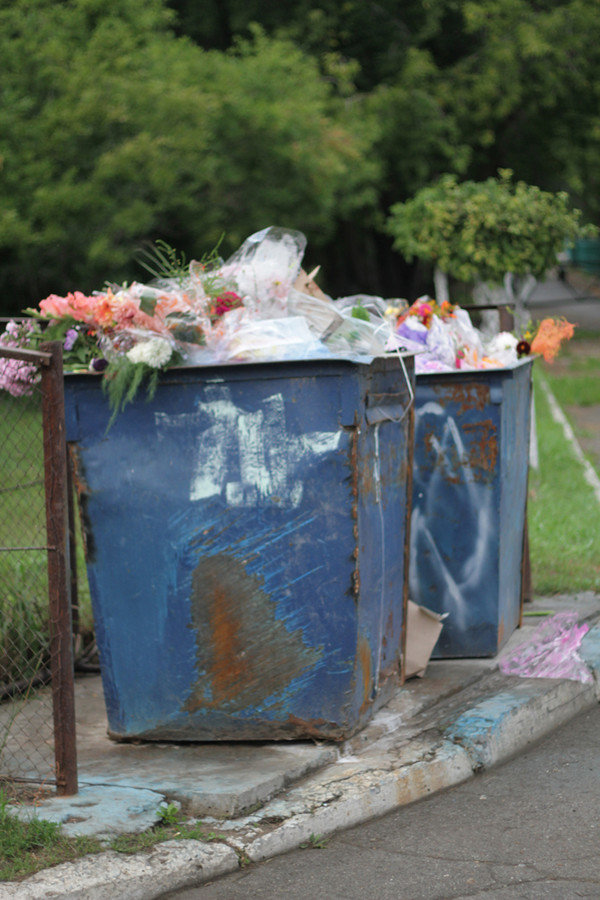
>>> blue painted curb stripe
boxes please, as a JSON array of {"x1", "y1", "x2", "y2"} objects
[{"x1": 581, "y1": 623, "x2": 600, "y2": 678}]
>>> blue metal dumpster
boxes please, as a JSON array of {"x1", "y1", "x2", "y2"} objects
[
  {"x1": 65, "y1": 355, "x2": 414, "y2": 741},
  {"x1": 410, "y1": 358, "x2": 533, "y2": 657}
]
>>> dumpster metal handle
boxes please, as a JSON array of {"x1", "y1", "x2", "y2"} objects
[
  {"x1": 365, "y1": 347, "x2": 415, "y2": 426},
  {"x1": 366, "y1": 384, "x2": 413, "y2": 425},
  {"x1": 366, "y1": 401, "x2": 409, "y2": 425}
]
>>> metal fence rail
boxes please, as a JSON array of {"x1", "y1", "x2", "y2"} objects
[{"x1": 0, "y1": 340, "x2": 77, "y2": 795}]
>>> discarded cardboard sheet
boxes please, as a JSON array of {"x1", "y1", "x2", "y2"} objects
[
  {"x1": 293, "y1": 266, "x2": 329, "y2": 301},
  {"x1": 405, "y1": 600, "x2": 447, "y2": 679}
]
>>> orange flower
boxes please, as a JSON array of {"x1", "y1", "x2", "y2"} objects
[
  {"x1": 40, "y1": 290, "x2": 111, "y2": 327},
  {"x1": 39, "y1": 294, "x2": 74, "y2": 319},
  {"x1": 154, "y1": 292, "x2": 191, "y2": 319},
  {"x1": 439, "y1": 300, "x2": 456, "y2": 318},
  {"x1": 93, "y1": 291, "x2": 116, "y2": 328},
  {"x1": 530, "y1": 318, "x2": 575, "y2": 363}
]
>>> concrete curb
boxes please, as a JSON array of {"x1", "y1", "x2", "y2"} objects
[
  {"x1": 444, "y1": 678, "x2": 598, "y2": 771},
  {"x1": 243, "y1": 739, "x2": 474, "y2": 863},
  {"x1": 5, "y1": 623, "x2": 600, "y2": 899},
  {"x1": 0, "y1": 842, "x2": 240, "y2": 899}
]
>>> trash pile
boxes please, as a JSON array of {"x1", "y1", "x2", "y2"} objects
[
  {"x1": 388, "y1": 298, "x2": 527, "y2": 373},
  {"x1": 0, "y1": 226, "x2": 574, "y2": 402},
  {"x1": 499, "y1": 612, "x2": 592, "y2": 684}
]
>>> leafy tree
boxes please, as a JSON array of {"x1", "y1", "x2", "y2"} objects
[
  {"x1": 0, "y1": 2, "x2": 378, "y2": 314},
  {"x1": 437, "y1": 0, "x2": 600, "y2": 216},
  {"x1": 3, "y1": 0, "x2": 600, "y2": 309},
  {"x1": 387, "y1": 171, "x2": 596, "y2": 315},
  {"x1": 167, "y1": 0, "x2": 448, "y2": 89}
]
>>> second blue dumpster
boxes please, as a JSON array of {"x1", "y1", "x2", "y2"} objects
[
  {"x1": 65, "y1": 354, "x2": 414, "y2": 741},
  {"x1": 410, "y1": 358, "x2": 533, "y2": 657}
]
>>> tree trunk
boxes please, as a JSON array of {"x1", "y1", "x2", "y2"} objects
[{"x1": 434, "y1": 266, "x2": 449, "y2": 304}]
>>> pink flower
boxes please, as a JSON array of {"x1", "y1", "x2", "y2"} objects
[
  {"x1": 0, "y1": 356, "x2": 38, "y2": 396},
  {"x1": 0, "y1": 322, "x2": 38, "y2": 396},
  {"x1": 69, "y1": 291, "x2": 102, "y2": 323},
  {"x1": 214, "y1": 291, "x2": 242, "y2": 318},
  {"x1": 39, "y1": 291, "x2": 101, "y2": 325},
  {"x1": 409, "y1": 301, "x2": 434, "y2": 328},
  {"x1": 40, "y1": 293, "x2": 75, "y2": 319}
]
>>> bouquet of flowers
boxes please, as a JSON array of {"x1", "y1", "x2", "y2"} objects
[{"x1": 386, "y1": 296, "x2": 574, "y2": 374}]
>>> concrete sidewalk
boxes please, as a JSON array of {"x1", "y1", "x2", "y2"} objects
[
  {"x1": 3, "y1": 592, "x2": 600, "y2": 899},
  {"x1": 527, "y1": 271, "x2": 600, "y2": 330}
]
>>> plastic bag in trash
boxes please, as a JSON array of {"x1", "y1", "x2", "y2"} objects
[
  {"x1": 287, "y1": 288, "x2": 344, "y2": 339},
  {"x1": 498, "y1": 611, "x2": 593, "y2": 683},
  {"x1": 222, "y1": 315, "x2": 326, "y2": 361},
  {"x1": 219, "y1": 226, "x2": 307, "y2": 318},
  {"x1": 325, "y1": 315, "x2": 390, "y2": 359}
]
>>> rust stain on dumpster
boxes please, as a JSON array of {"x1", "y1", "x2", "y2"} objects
[
  {"x1": 358, "y1": 636, "x2": 372, "y2": 715},
  {"x1": 497, "y1": 616, "x2": 505, "y2": 648},
  {"x1": 423, "y1": 431, "x2": 461, "y2": 485},
  {"x1": 463, "y1": 419, "x2": 499, "y2": 476},
  {"x1": 286, "y1": 714, "x2": 346, "y2": 741},
  {"x1": 435, "y1": 382, "x2": 490, "y2": 415},
  {"x1": 205, "y1": 583, "x2": 247, "y2": 702},
  {"x1": 184, "y1": 553, "x2": 321, "y2": 714},
  {"x1": 422, "y1": 418, "x2": 498, "y2": 484},
  {"x1": 67, "y1": 445, "x2": 96, "y2": 562}
]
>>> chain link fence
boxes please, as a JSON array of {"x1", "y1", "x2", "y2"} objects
[{"x1": 0, "y1": 334, "x2": 83, "y2": 793}]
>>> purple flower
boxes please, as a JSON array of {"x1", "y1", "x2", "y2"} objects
[
  {"x1": 0, "y1": 357, "x2": 38, "y2": 396},
  {"x1": 64, "y1": 328, "x2": 78, "y2": 351},
  {"x1": 89, "y1": 357, "x2": 108, "y2": 373},
  {"x1": 396, "y1": 320, "x2": 428, "y2": 345},
  {"x1": 0, "y1": 320, "x2": 38, "y2": 395}
]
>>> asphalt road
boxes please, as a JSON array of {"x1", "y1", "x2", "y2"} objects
[{"x1": 167, "y1": 703, "x2": 600, "y2": 899}]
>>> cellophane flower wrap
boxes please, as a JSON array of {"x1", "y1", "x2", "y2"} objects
[
  {"x1": 0, "y1": 225, "x2": 575, "y2": 414},
  {"x1": 386, "y1": 297, "x2": 574, "y2": 374}
]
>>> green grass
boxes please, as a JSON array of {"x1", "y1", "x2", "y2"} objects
[
  {"x1": 0, "y1": 785, "x2": 229, "y2": 882},
  {"x1": 557, "y1": 355, "x2": 600, "y2": 373},
  {"x1": 0, "y1": 393, "x2": 93, "y2": 688},
  {"x1": 528, "y1": 368, "x2": 600, "y2": 594},
  {"x1": 0, "y1": 393, "x2": 49, "y2": 688},
  {"x1": 0, "y1": 789, "x2": 103, "y2": 881},
  {"x1": 109, "y1": 823, "x2": 227, "y2": 856},
  {"x1": 542, "y1": 371, "x2": 600, "y2": 407}
]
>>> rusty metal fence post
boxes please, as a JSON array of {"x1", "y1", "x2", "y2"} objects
[
  {"x1": 40, "y1": 342, "x2": 78, "y2": 795},
  {"x1": 0, "y1": 338, "x2": 78, "y2": 795}
]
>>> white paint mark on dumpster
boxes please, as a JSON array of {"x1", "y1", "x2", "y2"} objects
[
  {"x1": 301, "y1": 432, "x2": 341, "y2": 455},
  {"x1": 191, "y1": 396, "x2": 239, "y2": 500},
  {"x1": 173, "y1": 386, "x2": 343, "y2": 508},
  {"x1": 410, "y1": 401, "x2": 494, "y2": 631}
]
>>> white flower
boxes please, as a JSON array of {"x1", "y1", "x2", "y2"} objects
[
  {"x1": 487, "y1": 331, "x2": 518, "y2": 354},
  {"x1": 126, "y1": 338, "x2": 172, "y2": 368},
  {"x1": 484, "y1": 331, "x2": 519, "y2": 367}
]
